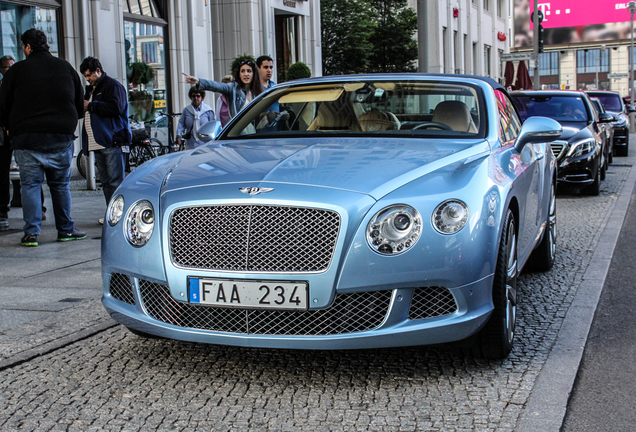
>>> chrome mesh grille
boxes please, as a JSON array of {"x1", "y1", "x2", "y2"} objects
[
  {"x1": 550, "y1": 141, "x2": 567, "y2": 160},
  {"x1": 170, "y1": 205, "x2": 340, "y2": 273},
  {"x1": 408, "y1": 286, "x2": 457, "y2": 320},
  {"x1": 139, "y1": 280, "x2": 391, "y2": 335},
  {"x1": 109, "y1": 273, "x2": 136, "y2": 305}
]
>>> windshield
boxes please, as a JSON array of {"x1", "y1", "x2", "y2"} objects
[
  {"x1": 222, "y1": 80, "x2": 485, "y2": 139},
  {"x1": 590, "y1": 94, "x2": 623, "y2": 112},
  {"x1": 512, "y1": 95, "x2": 589, "y2": 122}
]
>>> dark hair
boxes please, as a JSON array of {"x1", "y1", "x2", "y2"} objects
[
  {"x1": 79, "y1": 56, "x2": 104, "y2": 75},
  {"x1": 188, "y1": 86, "x2": 205, "y2": 100},
  {"x1": 21, "y1": 29, "x2": 49, "y2": 53},
  {"x1": 256, "y1": 55, "x2": 273, "y2": 68},
  {"x1": 234, "y1": 60, "x2": 263, "y2": 97}
]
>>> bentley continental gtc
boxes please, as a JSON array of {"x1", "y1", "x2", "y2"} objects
[{"x1": 102, "y1": 74, "x2": 562, "y2": 359}]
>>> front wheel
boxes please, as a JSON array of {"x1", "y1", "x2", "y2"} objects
[
  {"x1": 470, "y1": 209, "x2": 517, "y2": 359},
  {"x1": 582, "y1": 163, "x2": 601, "y2": 196},
  {"x1": 527, "y1": 182, "x2": 556, "y2": 272}
]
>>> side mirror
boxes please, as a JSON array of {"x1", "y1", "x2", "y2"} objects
[
  {"x1": 196, "y1": 121, "x2": 223, "y2": 143},
  {"x1": 626, "y1": 105, "x2": 636, "y2": 114},
  {"x1": 598, "y1": 112, "x2": 615, "y2": 123},
  {"x1": 515, "y1": 116, "x2": 562, "y2": 152}
]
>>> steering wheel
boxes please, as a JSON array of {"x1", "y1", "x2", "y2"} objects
[{"x1": 412, "y1": 121, "x2": 453, "y2": 131}]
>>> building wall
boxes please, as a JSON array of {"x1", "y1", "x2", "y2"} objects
[{"x1": 416, "y1": 0, "x2": 509, "y2": 81}]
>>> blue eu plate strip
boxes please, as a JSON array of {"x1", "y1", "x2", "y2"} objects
[{"x1": 189, "y1": 278, "x2": 200, "y2": 303}]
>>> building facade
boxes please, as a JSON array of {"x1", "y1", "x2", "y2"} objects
[
  {"x1": 411, "y1": 0, "x2": 510, "y2": 81},
  {"x1": 0, "y1": 0, "x2": 322, "y2": 159}
]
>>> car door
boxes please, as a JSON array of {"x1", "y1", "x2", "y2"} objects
[{"x1": 496, "y1": 90, "x2": 544, "y2": 257}]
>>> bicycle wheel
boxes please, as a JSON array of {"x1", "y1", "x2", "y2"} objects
[
  {"x1": 127, "y1": 145, "x2": 154, "y2": 172},
  {"x1": 148, "y1": 138, "x2": 166, "y2": 157},
  {"x1": 76, "y1": 151, "x2": 100, "y2": 180}
]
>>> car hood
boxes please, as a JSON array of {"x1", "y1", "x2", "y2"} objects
[
  {"x1": 162, "y1": 137, "x2": 489, "y2": 200},
  {"x1": 557, "y1": 123, "x2": 592, "y2": 141}
]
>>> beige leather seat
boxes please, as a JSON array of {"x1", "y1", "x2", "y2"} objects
[
  {"x1": 308, "y1": 103, "x2": 361, "y2": 131},
  {"x1": 432, "y1": 101, "x2": 477, "y2": 133},
  {"x1": 358, "y1": 111, "x2": 401, "y2": 131}
]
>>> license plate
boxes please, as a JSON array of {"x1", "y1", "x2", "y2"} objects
[{"x1": 188, "y1": 278, "x2": 309, "y2": 310}]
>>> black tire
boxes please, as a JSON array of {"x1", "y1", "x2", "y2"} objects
[
  {"x1": 527, "y1": 182, "x2": 556, "y2": 272},
  {"x1": 76, "y1": 151, "x2": 100, "y2": 180},
  {"x1": 471, "y1": 209, "x2": 517, "y2": 360},
  {"x1": 126, "y1": 144, "x2": 154, "y2": 172},
  {"x1": 582, "y1": 163, "x2": 601, "y2": 196}
]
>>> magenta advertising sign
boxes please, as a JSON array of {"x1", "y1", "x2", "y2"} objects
[
  {"x1": 514, "y1": 0, "x2": 635, "y2": 48},
  {"x1": 533, "y1": 1, "x2": 634, "y2": 29}
]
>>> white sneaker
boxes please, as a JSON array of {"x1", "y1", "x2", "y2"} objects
[{"x1": 98, "y1": 218, "x2": 104, "y2": 225}]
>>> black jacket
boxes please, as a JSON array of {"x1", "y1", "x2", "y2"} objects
[
  {"x1": 0, "y1": 51, "x2": 84, "y2": 151},
  {"x1": 82, "y1": 72, "x2": 132, "y2": 154}
]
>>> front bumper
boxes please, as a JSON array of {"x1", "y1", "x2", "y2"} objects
[
  {"x1": 555, "y1": 149, "x2": 600, "y2": 187},
  {"x1": 102, "y1": 271, "x2": 494, "y2": 350}
]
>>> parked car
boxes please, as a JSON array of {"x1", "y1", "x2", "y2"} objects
[
  {"x1": 102, "y1": 74, "x2": 562, "y2": 360},
  {"x1": 511, "y1": 90, "x2": 613, "y2": 195},
  {"x1": 589, "y1": 90, "x2": 635, "y2": 157},
  {"x1": 589, "y1": 96, "x2": 615, "y2": 169}
]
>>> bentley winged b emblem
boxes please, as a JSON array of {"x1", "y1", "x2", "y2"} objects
[{"x1": 239, "y1": 187, "x2": 274, "y2": 196}]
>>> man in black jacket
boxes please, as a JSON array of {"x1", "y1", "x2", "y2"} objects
[
  {"x1": 80, "y1": 56, "x2": 131, "y2": 214},
  {"x1": 0, "y1": 29, "x2": 85, "y2": 247}
]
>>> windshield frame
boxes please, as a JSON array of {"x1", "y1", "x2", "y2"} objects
[{"x1": 217, "y1": 79, "x2": 489, "y2": 141}]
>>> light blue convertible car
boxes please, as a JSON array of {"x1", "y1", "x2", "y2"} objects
[{"x1": 102, "y1": 74, "x2": 562, "y2": 359}]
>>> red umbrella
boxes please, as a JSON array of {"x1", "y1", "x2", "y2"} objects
[
  {"x1": 504, "y1": 61, "x2": 515, "y2": 90},
  {"x1": 514, "y1": 60, "x2": 533, "y2": 90}
]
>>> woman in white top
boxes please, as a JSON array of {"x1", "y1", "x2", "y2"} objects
[{"x1": 176, "y1": 87, "x2": 215, "y2": 150}]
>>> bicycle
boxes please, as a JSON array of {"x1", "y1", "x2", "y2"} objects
[
  {"x1": 126, "y1": 117, "x2": 157, "y2": 172},
  {"x1": 153, "y1": 111, "x2": 183, "y2": 154}
]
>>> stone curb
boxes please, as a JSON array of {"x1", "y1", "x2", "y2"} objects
[{"x1": 517, "y1": 151, "x2": 636, "y2": 431}]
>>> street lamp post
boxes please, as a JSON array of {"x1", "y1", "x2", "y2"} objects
[{"x1": 630, "y1": 1, "x2": 636, "y2": 107}]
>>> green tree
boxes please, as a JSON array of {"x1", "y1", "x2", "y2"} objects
[
  {"x1": 321, "y1": 0, "x2": 374, "y2": 75},
  {"x1": 321, "y1": 0, "x2": 418, "y2": 75},
  {"x1": 367, "y1": 0, "x2": 418, "y2": 73}
]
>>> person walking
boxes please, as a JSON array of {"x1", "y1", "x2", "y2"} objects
[
  {"x1": 79, "y1": 56, "x2": 131, "y2": 220},
  {"x1": 0, "y1": 54, "x2": 15, "y2": 231},
  {"x1": 176, "y1": 87, "x2": 214, "y2": 150},
  {"x1": 0, "y1": 29, "x2": 85, "y2": 247},
  {"x1": 182, "y1": 58, "x2": 263, "y2": 122}
]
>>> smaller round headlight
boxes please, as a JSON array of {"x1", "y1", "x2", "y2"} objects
[
  {"x1": 107, "y1": 195, "x2": 125, "y2": 226},
  {"x1": 125, "y1": 200, "x2": 155, "y2": 247},
  {"x1": 366, "y1": 205, "x2": 422, "y2": 255},
  {"x1": 432, "y1": 200, "x2": 469, "y2": 234}
]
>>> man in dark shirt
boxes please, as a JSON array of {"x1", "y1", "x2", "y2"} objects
[
  {"x1": 80, "y1": 56, "x2": 131, "y2": 216},
  {"x1": 0, "y1": 29, "x2": 85, "y2": 247}
]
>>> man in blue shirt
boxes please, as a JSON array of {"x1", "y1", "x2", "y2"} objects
[{"x1": 256, "y1": 55, "x2": 288, "y2": 131}]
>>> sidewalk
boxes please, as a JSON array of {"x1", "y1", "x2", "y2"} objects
[{"x1": 0, "y1": 181, "x2": 115, "y2": 367}]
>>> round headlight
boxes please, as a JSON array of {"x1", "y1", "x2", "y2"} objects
[
  {"x1": 432, "y1": 200, "x2": 469, "y2": 234},
  {"x1": 366, "y1": 205, "x2": 422, "y2": 255},
  {"x1": 107, "y1": 195, "x2": 125, "y2": 226},
  {"x1": 125, "y1": 200, "x2": 155, "y2": 247}
]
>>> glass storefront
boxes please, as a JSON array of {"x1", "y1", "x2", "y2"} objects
[
  {"x1": 124, "y1": 21, "x2": 166, "y2": 122},
  {"x1": 0, "y1": 2, "x2": 60, "y2": 64}
]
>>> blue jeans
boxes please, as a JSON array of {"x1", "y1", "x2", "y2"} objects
[
  {"x1": 14, "y1": 144, "x2": 75, "y2": 235},
  {"x1": 94, "y1": 146, "x2": 125, "y2": 204}
]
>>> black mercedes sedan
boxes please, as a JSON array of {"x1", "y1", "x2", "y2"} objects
[
  {"x1": 511, "y1": 90, "x2": 614, "y2": 195},
  {"x1": 586, "y1": 90, "x2": 635, "y2": 157}
]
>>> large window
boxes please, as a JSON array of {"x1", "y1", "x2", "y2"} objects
[
  {"x1": 576, "y1": 48, "x2": 609, "y2": 90},
  {"x1": 0, "y1": 2, "x2": 60, "y2": 62},
  {"x1": 577, "y1": 49, "x2": 609, "y2": 74}
]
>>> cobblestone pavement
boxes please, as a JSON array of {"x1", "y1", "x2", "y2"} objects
[{"x1": 0, "y1": 158, "x2": 634, "y2": 431}]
